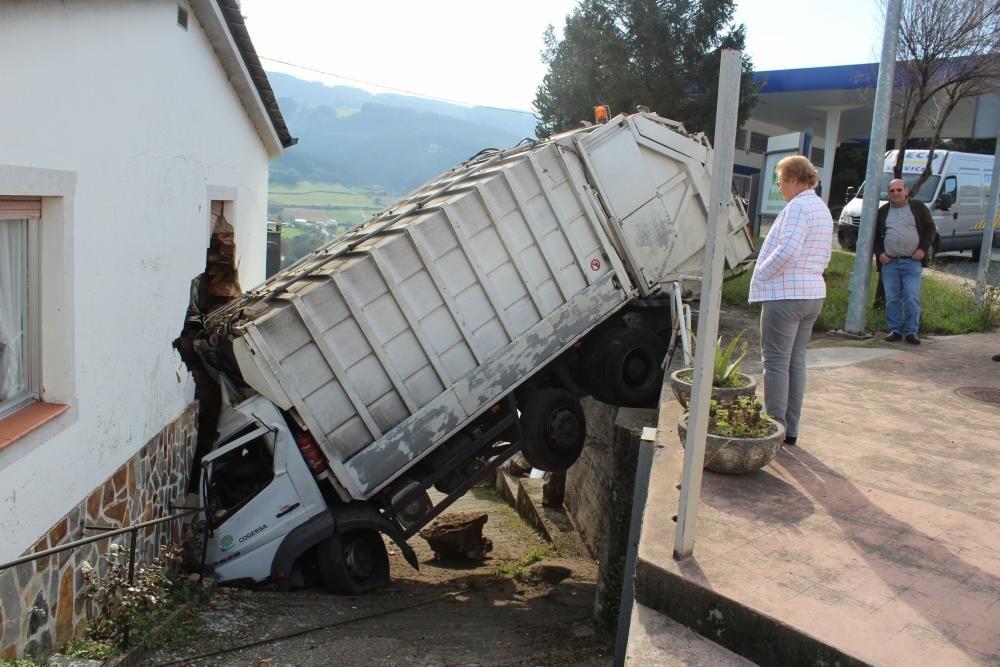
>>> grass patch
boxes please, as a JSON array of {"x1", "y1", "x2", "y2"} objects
[
  {"x1": 59, "y1": 638, "x2": 118, "y2": 661},
  {"x1": 721, "y1": 250, "x2": 1000, "y2": 334},
  {"x1": 496, "y1": 545, "x2": 552, "y2": 580},
  {"x1": 267, "y1": 181, "x2": 395, "y2": 209}
]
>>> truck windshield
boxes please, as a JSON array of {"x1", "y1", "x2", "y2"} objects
[
  {"x1": 205, "y1": 424, "x2": 275, "y2": 529},
  {"x1": 856, "y1": 174, "x2": 940, "y2": 203}
]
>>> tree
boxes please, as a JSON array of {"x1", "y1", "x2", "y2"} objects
[
  {"x1": 890, "y1": 0, "x2": 1000, "y2": 187},
  {"x1": 533, "y1": 0, "x2": 759, "y2": 139}
]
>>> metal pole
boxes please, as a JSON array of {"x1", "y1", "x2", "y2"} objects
[
  {"x1": 975, "y1": 135, "x2": 1000, "y2": 302},
  {"x1": 122, "y1": 532, "x2": 138, "y2": 649},
  {"x1": 673, "y1": 49, "x2": 742, "y2": 559},
  {"x1": 844, "y1": 0, "x2": 903, "y2": 335}
]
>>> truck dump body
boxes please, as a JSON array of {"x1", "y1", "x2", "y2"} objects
[{"x1": 213, "y1": 112, "x2": 753, "y2": 503}]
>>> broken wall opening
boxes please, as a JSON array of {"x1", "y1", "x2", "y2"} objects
[{"x1": 175, "y1": 199, "x2": 243, "y2": 492}]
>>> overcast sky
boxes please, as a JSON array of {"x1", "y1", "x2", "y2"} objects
[{"x1": 239, "y1": 0, "x2": 886, "y2": 112}]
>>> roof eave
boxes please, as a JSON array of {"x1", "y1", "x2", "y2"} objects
[{"x1": 190, "y1": 0, "x2": 296, "y2": 159}]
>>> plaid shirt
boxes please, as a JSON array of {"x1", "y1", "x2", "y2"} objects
[{"x1": 749, "y1": 189, "x2": 832, "y2": 302}]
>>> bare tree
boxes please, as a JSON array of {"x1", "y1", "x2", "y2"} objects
[{"x1": 890, "y1": 0, "x2": 1000, "y2": 189}]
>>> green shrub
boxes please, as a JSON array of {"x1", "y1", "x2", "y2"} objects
[
  {"x1": 683, "y1": 331, "x2": 750, "y2": 388},
  {"x1": 708, "y1": 396, "x2": 775, "y2": 438}
]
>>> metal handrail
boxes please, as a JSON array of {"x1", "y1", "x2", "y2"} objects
[
  {"x1": 0, "y1": 505, "x2": 199, "y2": 649},
  {"x1": 0, "y1": 508, "x2": 197, "y2": 572}
]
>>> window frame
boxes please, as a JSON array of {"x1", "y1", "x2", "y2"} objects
[
  {"x1": 749, "y1": 132, "x2": 769, "y2": 154},
  {"x1": 0, "y1": 210, "x2": 42, "y2": 420},
  {"x1": 0, "y1": 165, "x2": 77, "y2": 449}
]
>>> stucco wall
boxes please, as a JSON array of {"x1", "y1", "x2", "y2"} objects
[{"x1": 0, "y1": 0, "x2": 271, "y2": 562}]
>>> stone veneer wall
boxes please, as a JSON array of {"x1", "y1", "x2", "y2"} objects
[
  {"x1": 564, "y1": 398, "x2": 655, "y2": 627},
  {"x1": 0, "y1": 403, "x2": 198, "y2": 659}
]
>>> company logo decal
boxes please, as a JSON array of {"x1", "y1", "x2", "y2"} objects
[
  {"x1": 239, "y1": 524, "x2": 268, "y2": 543},
  {"x1": 219, "y1": 535, "x2": 236, "y2": 553}
]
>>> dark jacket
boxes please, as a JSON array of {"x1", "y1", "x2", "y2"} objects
[{"x1": 874, "y1": 199, "x2": 936, "y2": 267}]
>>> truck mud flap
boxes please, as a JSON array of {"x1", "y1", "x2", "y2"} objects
[{"x1": 331, "y1": 502, "x2": 420, "y2": 571}]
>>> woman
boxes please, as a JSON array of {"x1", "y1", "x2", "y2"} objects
[{"x1": 749, "y1": 156, "x2": 832, "y2": 446}]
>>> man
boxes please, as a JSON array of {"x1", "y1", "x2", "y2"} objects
[{"x1": 874, "y1": 179, "x2": 935, "y2": 345}]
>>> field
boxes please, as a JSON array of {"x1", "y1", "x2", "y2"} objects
[{"x1": 267, "y1": 181, "x2": 397, "y2": 220}]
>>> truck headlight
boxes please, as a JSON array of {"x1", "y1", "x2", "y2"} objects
[{"x1": 839, "y1": 210, "x2": 850, "y2": 225}]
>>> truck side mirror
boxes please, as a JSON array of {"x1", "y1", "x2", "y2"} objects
[
  {"x1": 844, "y1": 186, "x2": 856, "y2": 204},
  {"x1": 937, "y1": 192, "x2": 953, "y2": 211}
]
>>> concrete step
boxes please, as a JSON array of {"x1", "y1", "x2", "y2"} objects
[{"x1": 626, "y1": 602, "x2": 757, "y2": 666}]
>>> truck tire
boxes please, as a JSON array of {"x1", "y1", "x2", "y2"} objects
[
  {"x1": 316, "y1": 529, "x2": 390, "y2": 595},
  {"x1": 520, "y1": 388, "x2": 586, "y2": 472},
  {"x1": 580, "y1": 326, "x2": 623, "y2": 403},
  {"x1": 599, "y1": 327, "x2": 665, "y2": 408}
]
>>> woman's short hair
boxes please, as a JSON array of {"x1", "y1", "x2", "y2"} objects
[{"x1": 776, "y1": 155, "x2": 819, "y2": 188}]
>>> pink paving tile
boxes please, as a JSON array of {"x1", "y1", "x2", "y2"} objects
[
  {"x1": 819, "y1": 564, "x2": 902, "y2": 610},
  {"x1": 800, "y1": 583, "x2": 881, "y2": 615},
  {"x1": 957, "y1": 623, "x2": 1000, "y2": 660}
]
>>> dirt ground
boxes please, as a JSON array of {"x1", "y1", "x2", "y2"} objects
[{"x1": 143, "y1": 485, "x2": 612, "y2": 667}]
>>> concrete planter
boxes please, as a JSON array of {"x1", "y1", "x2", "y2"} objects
[
  {"x1": 669, "y1": 369, "x2": 757, "y2": 409},
  {"x1": 677, "y1": 413, "x2": 785, "y2": 475}
]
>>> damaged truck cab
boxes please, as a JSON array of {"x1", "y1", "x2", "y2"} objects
[{"x1": 195, "y1": 111, "x2": 755, "y2": 593}]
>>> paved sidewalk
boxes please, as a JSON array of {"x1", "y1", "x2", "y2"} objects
[{"x1": 636, "y1": 331, "x2": 1000, "y2": 666}]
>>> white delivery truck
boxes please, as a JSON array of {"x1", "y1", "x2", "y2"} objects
[
  {"x1": 194, "y1": 111, "x2": 754, "y2": 593},
  {"x1": 836, "y1": 149, "x2": 998, "y2": 261}
]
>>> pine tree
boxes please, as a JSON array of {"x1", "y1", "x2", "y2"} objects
[{"x1": 533, "y1": 0, "x2": 759, "y2": 138}]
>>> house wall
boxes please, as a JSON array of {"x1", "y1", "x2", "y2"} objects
[{"x1": 0, "y1": 0, "x2": 273, "y2": 655}]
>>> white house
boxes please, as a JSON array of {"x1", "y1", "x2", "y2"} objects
[{"x1": 0, "y1": 0, "x2": 294, "y2": 657}]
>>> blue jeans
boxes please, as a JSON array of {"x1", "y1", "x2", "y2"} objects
[{"x1": 881, "y1": 258, "x2": 922, "y2": 335}]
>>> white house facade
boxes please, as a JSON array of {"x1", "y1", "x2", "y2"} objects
[{"x1": 0, "y1": 0, "x2": 293, "y2": 657}]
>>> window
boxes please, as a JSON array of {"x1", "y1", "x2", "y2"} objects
[
  {"x1": 732, "y1": 174, "x2": 752, "y2": 200},
  {"x1": 749, "y1": 132, "x2": 769, "y2": 154},
  {"x1": 811, "y1": 147, "x2": 825, "y2": 168},
  {"x1": 735, "y1": 128, "x2": 747, "y2": 150},
  {"x1": 0, "y1": 198, "x2": 40, "y2": 420}
]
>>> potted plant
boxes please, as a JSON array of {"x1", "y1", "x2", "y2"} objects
[
  {"x1": 669, "y1": 331, "x2": 757, "y2": 408},
  {"x1": 677, "y1": 395, "x2": 785, "y2": 474}
]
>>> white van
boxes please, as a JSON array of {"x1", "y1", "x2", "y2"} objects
[{"x1": 836, "y1": 149, "x2": 998, "y2": 262}]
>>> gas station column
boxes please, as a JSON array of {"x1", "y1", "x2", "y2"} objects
[{"x1": 821, "y1": 108, "x2": 842, "y2": 205}]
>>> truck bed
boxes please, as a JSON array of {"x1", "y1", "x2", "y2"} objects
[{"x1": 215, "y1": 113, "x2": 753, "y2": 501}]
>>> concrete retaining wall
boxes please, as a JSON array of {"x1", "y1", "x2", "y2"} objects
[{"x1": 564, "y1": 398, "x2": 655, "y2": 627}]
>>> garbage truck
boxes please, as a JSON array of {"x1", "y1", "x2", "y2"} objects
[{"x1": 194, "y1": 111, "x2": 754, "y2": 594}]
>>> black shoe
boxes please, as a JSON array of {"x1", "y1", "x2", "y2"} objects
[
  {"x1": 784, "y1": 436, "x2": 797, "y2": 446},
  {"x1": 905, "y1": 334, "x2": 921, "y2": 345},
  {"x1": 885, "y1": 332, "x2": 902, "y2": 342}
]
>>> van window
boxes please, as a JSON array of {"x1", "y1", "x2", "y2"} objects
[
  {"x1": 942, "y1": 175, "x2": 957, "y2": 202},
  {"x1": 958, "y1": 171, "x2": 982, "y2": 207},
  {"x1": 857, "y1": 173, "x2": 940, "y2": 203}
]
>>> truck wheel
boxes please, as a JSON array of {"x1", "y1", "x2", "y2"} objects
[
  {"x1": 599, "y1": 327, "x2": 665, "y2": 408},
  {"x1": 520, "y1": 388, "x2": 586, "y2": 472},
  {"x1": 317, "y1": 529, "x2": 390, "y2": 595},
  {"x1": 580, "y1": 326, "x2": 623, "y2": 403}
]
